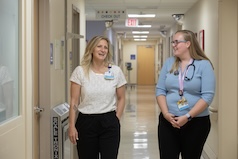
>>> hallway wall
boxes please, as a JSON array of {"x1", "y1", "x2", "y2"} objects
[
  {"x1": 86, "y1": 21, "x2": 106, "y2": 41},
  {"x1": 183, "y1": 0, "x2": 219, "y2": 158},
  {"x1": 218, "y1": 0, "x2": 238, "y2": 158}
]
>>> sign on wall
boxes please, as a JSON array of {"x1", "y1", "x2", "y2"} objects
[
  {"x1": 125, "y1": 18, "x2": 138, "y2": 27},
  {"x1": 96, "y1": 10, "x2": 126, "y2": 20}
]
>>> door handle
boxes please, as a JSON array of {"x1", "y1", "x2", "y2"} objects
[{"x1": 34, "y1": 106, "x2": 44, "y2": 113}]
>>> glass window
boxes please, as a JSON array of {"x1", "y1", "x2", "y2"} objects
[{"x1": 0, "y1": 0, "x2": 19, "y2": 123}]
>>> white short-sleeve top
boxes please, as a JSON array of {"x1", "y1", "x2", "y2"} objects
[{"x1": 70, "y1": 65, "x2": 127, "y2": 114}]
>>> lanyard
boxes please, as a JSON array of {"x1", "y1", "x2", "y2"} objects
[
  {"x1": 178, "y1": 59, "x2": 193, "y2": 96},
  {"x1": 108, "y1": 63, "x2": 112, "y2": 72}
]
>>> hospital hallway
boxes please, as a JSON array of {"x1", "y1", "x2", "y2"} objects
[{"x1": 118, "y1": 85, "x2": 160, "y2": 159}]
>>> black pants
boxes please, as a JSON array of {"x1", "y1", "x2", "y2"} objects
[
  {"x1": 158, "y1": 113, "x2": 211, "y2": 159},
  {"x1": 75, "y1": 111, "x2": 120, "y2": 159}
]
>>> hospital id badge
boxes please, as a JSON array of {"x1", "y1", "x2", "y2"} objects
[
  {"x1": 177, "y1": 96, "x2": 189, "y2": 111},
  {"x1": 104, "y1": 71, "x2": 114, "y2": 80}
]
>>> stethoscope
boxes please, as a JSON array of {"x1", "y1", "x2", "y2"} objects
[{"x1": 174, "y1": 59, "x2": 195, "y2": 81}]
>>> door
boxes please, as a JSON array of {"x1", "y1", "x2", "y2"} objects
[
  {"x1": 35, "y1": 0, "x2": 52, "y2": 159},
  {"x1": 34, "y1": 1, "x2": 81, "y2": 159},
  {"x1": 137, "y1": 45, "x2": 155, "y2": 85},
  {"x1": 33, "y1": 0, "x2": 40, "y2": 159},
  {"x1": 34, "y1": 0, "x2": 67, "y2": 159}
]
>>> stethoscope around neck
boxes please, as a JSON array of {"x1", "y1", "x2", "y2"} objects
[{"x1": 174, "y1": 59, "x2": 195, "y2": 81}]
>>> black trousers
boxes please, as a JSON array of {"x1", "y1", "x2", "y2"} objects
[
  {"x1": 158, "y1": 113, "x2": 211, "y2": 159},
  {"x1": 75, "y1": 111, "x2": 120, "y2": 159}
]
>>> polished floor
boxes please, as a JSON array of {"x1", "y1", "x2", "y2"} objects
[{"x1": 118, "y1": 85, "x2": 160, "y2": 159}]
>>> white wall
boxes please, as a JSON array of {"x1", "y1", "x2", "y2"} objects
[
  {"x1": 183, "y1": 0, "x2": 219, "y2": 158},
  {"x1": 218, "y1": 1, "x2": 237, "y2": 158},
  {"x1": 50, "y1": 0, "x2": 66, "y2": 107},
  {"x1": 66, "y1": 0, "x2": 86, "y2": 102}
]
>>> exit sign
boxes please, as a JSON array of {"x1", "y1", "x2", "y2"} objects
[{"x1": 125, "y1": 18, "x2": 138, "y2": 27}]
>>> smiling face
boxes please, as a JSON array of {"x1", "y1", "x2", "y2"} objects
[
  {"x1": 172, "y1": 32, "x2": 190, "y2": 58},
  {"x1": 92, "y1": 39, "x2": 109, "y2": 62}
]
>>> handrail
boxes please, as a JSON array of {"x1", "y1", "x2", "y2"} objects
[{"x1": 209, "y1": 106, "x2": 218, "y2": 113}]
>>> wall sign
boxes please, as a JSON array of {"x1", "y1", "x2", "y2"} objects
[
  {"x1": 96, "y1": 10, "x2": 126, "y2": 20},
  {"x1": 125, "y1": 18, "x2": 138, "y2": 27},
  {"x1": 130, "y1": 54, "x2": 136, "y2": 60},
  {"x1": 52, "y1": 117, "x2": 59, "y2": 159}
]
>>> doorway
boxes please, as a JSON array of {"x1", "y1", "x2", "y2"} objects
[{"x1": 137, "y1": 45, "x2": 155, "y2": 85}]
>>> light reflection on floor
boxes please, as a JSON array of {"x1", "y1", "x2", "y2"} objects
[{"x1": 118, "y1": 85, "x2": 160, "y2": 159}]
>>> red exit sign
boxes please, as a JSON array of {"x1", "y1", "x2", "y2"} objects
[{"x1": 125, "y1": 18, "x2": 138, "y2": 27}]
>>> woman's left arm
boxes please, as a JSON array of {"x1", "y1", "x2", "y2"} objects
[
  {"x1": 116, "y1": 85, "x2": 126, "y2": 119},
  {"x1": 189, "y1": 61, "x2": 216, "y2": 117}
]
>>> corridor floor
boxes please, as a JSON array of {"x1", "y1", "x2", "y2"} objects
[{"x1": 118, "y1": 85, "x2": 160, "y2": 159}]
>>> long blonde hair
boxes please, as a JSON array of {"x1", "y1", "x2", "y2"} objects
[
  {"x1": 170, "y1": 30, "x2": 214, "y2": 73},
  {"x1": 81, "y1": 36, "x2": 113, "y2": 77}
]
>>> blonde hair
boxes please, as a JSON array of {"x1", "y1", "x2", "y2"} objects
[
  {"x1": 170, "y1": 30, "x2": 214, "y2": 73},
  {"x1": 81, "y1": 36, "x2": 113, "y2": 77}
]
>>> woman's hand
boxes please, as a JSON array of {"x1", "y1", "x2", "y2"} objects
[
  {"x1": 173, "y1": 115, "x2": 188, "y2": 128},
  {"x1": 68, "y1": 125, "x2": 78, "y2": 145},
  {"x1": 163, "y1": 112, "x2": 181, "y2": 129}
]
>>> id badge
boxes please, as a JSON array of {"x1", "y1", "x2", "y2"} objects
[
  {"x1": 104, "y1": 71, "x2": 114, "y2": 80},
  {"x1": 177, "y1": 96, "x2": 189, "y2": 111}
]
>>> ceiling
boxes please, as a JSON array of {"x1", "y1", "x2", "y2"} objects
[{"x1": 85, "y1": 0, "x2": 199, "y2": 41}]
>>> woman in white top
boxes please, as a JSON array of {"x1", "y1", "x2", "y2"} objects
[{"x1": 68, "y1": 36, "x2": 127, "y2": 159}]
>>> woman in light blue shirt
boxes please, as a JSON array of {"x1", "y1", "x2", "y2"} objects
[{"x1": 156, "y1": 30, "x2": 215, "y2": 159}]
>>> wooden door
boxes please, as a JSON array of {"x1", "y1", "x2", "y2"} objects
[{"x1": 137, "y1": 45, "x2": 155, "y2": 85}]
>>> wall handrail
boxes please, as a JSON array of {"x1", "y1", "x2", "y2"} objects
[{"x1": 209, "y1": 106, "x2": 218, "y2": 113}]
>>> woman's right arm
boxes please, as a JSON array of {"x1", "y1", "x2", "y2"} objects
[
  {"x1": 156, "y1": 58, "x2": 170, "y2": 117},
  {"x1": 156, "y1": 57, "x2": 179, "y2": 127},
  {"x1": 68, "y1": 82, "x2": 81, "y2": 145},
  {"x1": 156, "y1": 95, "x2": 169, "y2": 116}
]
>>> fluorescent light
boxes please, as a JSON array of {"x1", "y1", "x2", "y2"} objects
[
  {"x1": 134, "y1": 39, "x2": 147, "y2": 41},
  {"x1": 137, "y1": 25, "x2": 151, "y2": 28},
  {"x1": 132, "y1": 31, "x2": 149, "y2": 34},
  {"x1": 128, "y1": 14, "x2": 156, "y2": 18},
  {"x1": 133, "y1": 35, "x2": 148, "y2": 38}
]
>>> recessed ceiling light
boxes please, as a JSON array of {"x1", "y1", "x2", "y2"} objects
[
  {"x1": 134, "y1": 39, "x2": 147, "y2": 41},
  {"x1": 132, "y1": 31, "x2": 149, "y2": 34},
  {"x1": 133, "y1": 35, "x2": 148, "y2": 38},
  {"x1": 128, "y1": 14, "x2": 156, "y2": 18},
  {"x1": 137, "y1": 25, "x2": 151, "y2": 28}
]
